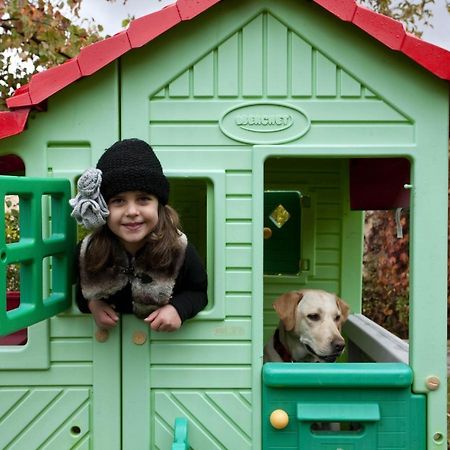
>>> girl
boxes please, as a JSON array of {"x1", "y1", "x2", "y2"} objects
[{"x1": 69, "y1": 138, "x2": 208, "y2": 331}]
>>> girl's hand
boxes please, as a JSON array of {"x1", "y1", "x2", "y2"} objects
[
  {"x1": 144, "y1": 304, "x2": 182, "y2": 332},
  {"x1": 88, "y1": 299, "x2": 119, "y2": 330}
]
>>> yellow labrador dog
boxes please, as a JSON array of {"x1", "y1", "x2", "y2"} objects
[{"x1": 264, "y1": 289, "x2": 350, "y2": 363}]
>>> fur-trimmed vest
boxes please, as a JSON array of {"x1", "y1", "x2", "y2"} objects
[{"x1": 79, "y1": 232, "x2": 188, "y2": 319}]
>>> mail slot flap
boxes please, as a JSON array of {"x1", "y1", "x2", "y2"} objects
[{"x1": 297, "y1": 403, "x2": 380, "y2": 422}]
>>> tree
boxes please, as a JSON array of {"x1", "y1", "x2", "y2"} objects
[
  {"x1": 362, "y1": 210, "x2": 410, "y2": 338},
  {"x1": 0, "y1": 0, "x2": 106, "y2": 110}
]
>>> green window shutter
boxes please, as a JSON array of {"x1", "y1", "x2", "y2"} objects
[
  {"x1": 264, "y1": 191, "x2": 301, "y2": 275},
  {"x1": 0, "y1": 176, "x2": 75, "y2": 336}
]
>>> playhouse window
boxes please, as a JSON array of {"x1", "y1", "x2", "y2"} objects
[
  {"x1": 169, "y1": 178, "x2": 208, "y2": 265},
  {"x1": 168, "y1": 177, "x2": 212, "y2": 304},
  {"x1": 0, "y1": 155, "x2": 27, "y2": 346},
  {"x1": 350, "y1": 157, "x2": 411, "y2": 341}
]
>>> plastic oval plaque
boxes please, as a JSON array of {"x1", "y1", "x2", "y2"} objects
[{"x1": 219, "y1": 102, "x2": 310, "y2": 144}]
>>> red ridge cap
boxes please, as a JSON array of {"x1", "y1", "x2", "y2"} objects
[
  {"x1": 176, "y1": 0, "x2": 221, "y2": 20},
  {"x1": 0, "y1": 108, "x2": 31, "y2": 139},
  {"x1": 315, "y1": 0, "x2": 450, "y2": 81},
  {"x1": 401, "y1": 34, "x2": 450, "y2": 79},
  {"x1": 127, "y1": 3, "x2": 181, "y2": 48},
  {"x1": 313, "y1": 0, "x2": 357, "y2": 22},
  {"x1": 78, "y1": 31, "x2": 131, "y2": 76},
  {"x1": 29, "y1": 58, "x2": 81, "y2": 105},
  {"x1": 352, "y1": 4, "x2": 406, "y2": 50},
  {"x1": 6, "y1": 87, "x2": 32, "y2": 108}
]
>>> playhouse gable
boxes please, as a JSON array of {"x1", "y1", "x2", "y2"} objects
[
  {"x1": 158, "y1": 11, "x2": 406, "y2": 100},
  {"x1": 1, "y1": 0, "x2": 449, "y2": 140},
  {"x1": 118, "y1": 2, "x2": 416, "y2": 149}
]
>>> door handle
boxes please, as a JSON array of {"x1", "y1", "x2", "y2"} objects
[{"x1": 133, "y1": 330, "x2": 147, "y2": 345}]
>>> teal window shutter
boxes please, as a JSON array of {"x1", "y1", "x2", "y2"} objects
[
  {"x1": 0, "y1": 176, "x2": 75, "y2": 336},
  {"x1": 264, "y1": 191, "x2": 302, "y2": 275}
]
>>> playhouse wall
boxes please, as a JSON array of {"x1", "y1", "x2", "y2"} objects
[{"x1": 0, "y1": 0, "x2": 448, "y2": 449}]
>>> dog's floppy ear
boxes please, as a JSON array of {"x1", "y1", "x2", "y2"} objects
[
  {"x1": 273, "y1": 291, "x2": 303, "y2": 331},
  {"x1": 336, "y1": 296, "x2": 350, "y2": 322}
]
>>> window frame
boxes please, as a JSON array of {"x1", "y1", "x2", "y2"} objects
[{"x1": 166, "y1": 170, "x2": 226, "y2": 320}]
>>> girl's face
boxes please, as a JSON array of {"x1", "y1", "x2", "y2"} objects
[{"x1": 106, "y1": 191, "x2": 159, "y2": 254}]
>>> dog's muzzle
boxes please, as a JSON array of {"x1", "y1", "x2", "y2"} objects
[{"x1": 305, "y1": 344, "x2": 344, "y2": 362}]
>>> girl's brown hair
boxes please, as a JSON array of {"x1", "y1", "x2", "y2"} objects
[{"x1": 85, "y1": 204, "x2": 183, "y2": 275}]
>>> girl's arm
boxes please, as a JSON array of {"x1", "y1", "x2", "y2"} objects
[
  {"x1": 88, "y1": 299, "x2": 119, "y2": 329},
  {"x1": 169, "y1": 243, "x2": 208, "y2": 322}
]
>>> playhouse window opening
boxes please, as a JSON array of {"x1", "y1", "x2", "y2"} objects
[
  {"x1": 350, "y1": 157, "x2": 411, "y2": 341},
  {"x1": 0, "y1": 264, "x2": 27, "y2": 346},
  {"x1": 73, "y1": 175, "x2": 90, "y2": 242},
  {"x1": 4, "y1": 194, "x2": 20, "y2": 244},
  {"x1": 0, "y1": 155, "x2": 27, "y2": 346},
  {"x1": 41, "y1": 194, "x2": 52, "y2": 240},
  {"x1": 42, "y1": 256, "x2": 53, "y2": 299},
  {"x1": 168, "y1": 177, "x2": 212, "y2": 308}
]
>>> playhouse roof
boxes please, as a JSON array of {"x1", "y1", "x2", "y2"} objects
[{"x1": 1, "y1": 0, "x2": 450, "y2": 140}]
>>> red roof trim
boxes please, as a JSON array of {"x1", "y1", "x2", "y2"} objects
[
  {"x1": 0, "y1": 108, "x2": 31, "y2": 139},
  {"x1": 78, "y1": 31, "x2": 131, "y2": 76},
  {"x1": 352, "y1": 5, "x2": 406, "y2": 51},
  {"x1": 127, "y1": 4, "x2": 181, "y2": 48},
  {"x1": 28, "y1": 59, "x2": 82, "y2": 105},
  {"x1": 314, "y1": 0, "x2": 357, "y2": 21},
  {"x1": 1, "y1": 0, "x2": 449, "y2": 139},
  {"x1": 176, "y1": 0, "x2": 221, "y2": 20},
  {"x1": 402, "y1": 34, "x2": 450, "y2": 79}
]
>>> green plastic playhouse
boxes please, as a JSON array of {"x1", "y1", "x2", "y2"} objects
[{"x1": 0, "y1": 0, "x2": 448, "y2": 449}]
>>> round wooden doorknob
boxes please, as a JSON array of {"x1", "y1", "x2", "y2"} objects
[
  {"x1": 95, "y1": 329, "x2": 109, "y2": 343},
  {"x1": 263, "y1": 227, "x2": 273, "y2": 239},
  {"x1": 133, "y1": 330, "x2": 147, "y2": 345},
  {"x1": 270, "y1": 409, "x2": 289, "y2": 429}
]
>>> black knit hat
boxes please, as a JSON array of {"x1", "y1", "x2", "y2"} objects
[{"x1": 97, "y1": 138, "x2": 169, "y2": 204}]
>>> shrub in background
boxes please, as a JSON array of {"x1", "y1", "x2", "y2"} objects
[
  {"x1": 362, "y1": 210, "x2": 410, "y2": 339},
  {"x1": 5, "y1": 198, "x2": 19, "y2": 291}
]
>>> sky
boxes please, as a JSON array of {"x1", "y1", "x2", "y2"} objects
[
  {"x1": 421, "y1": 0, "x2": 450, "y2": 50},
  {"x1": 77, "y1": 0, "x2": 450, "y2": 51}
]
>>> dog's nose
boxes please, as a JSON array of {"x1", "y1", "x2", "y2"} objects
[{"x1": 333, "y1": 341, "x2": 345, "y2": 353}]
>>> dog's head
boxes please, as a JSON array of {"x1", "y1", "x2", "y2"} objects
[{"x1": 273, "y1": 289, "x2": 350, "y2": 362}]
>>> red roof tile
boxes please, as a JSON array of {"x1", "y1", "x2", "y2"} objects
[{"x1": 2, "y1": 0, "x2": 449, "y2": 139}]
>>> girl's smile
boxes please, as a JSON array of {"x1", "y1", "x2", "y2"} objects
[{"x1": 107, "y1": 191, "x2": 159, "y2": 254}]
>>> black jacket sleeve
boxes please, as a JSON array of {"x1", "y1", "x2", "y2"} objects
[{"x1": 170, "y1": 243, "x2": 208, "y2": 322}]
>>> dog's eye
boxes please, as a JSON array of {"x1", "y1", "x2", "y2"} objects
[{"x1": 307, "y1": 314, "x2": 320, "y2": 321}]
